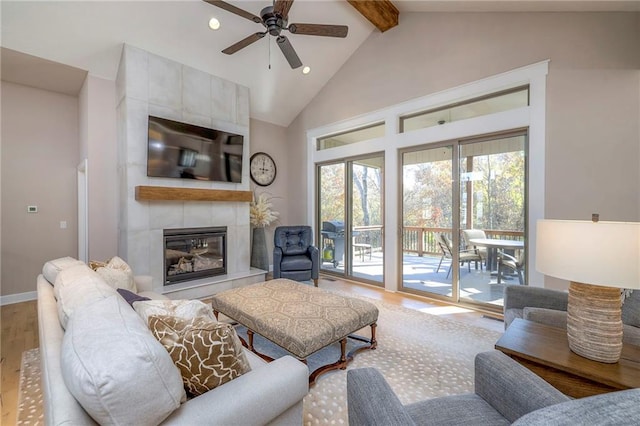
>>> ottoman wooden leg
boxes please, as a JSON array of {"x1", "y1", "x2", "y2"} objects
[
  {"x1": 370, "y1": 323, "x2": 378, "y2": 349},
  {"x1": 247, "y1": 329, "x2": 255, "y2": 352},
  {"x1": 339, "y1": 338, "x2": 348, "y2": 369}
]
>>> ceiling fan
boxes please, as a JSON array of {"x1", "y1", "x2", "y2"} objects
[{"x1": 204, "y1": 0, "x2": 349, "y2": 69}]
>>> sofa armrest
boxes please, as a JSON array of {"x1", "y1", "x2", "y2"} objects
[
  {"x1": 474, "y1": 351, "x2": 569, "y2": 423},
  {"x1": 504, "y1": 286, "x2": 569, "y2": 312},
  {"x1": 163, "y1": 355, "x2": 308, "y2": 426},
  {"x1": 308, "y1": 245, "x2": 320, "y2": 279},
  {"x1": 347, "y1": 368, "x2": 416, "y2": 426}
]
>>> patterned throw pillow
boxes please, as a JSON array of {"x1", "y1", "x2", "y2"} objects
[{"x1": 149, "y1": 315, "x2": 251, "y2": 396}]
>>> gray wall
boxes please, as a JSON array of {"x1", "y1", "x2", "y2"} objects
[
  {"x1": 1, "y1": 82, "x2": 79, "y2": 297},
  {"x1": 249, "y1": 118, "x2": 289, "y2": 266}
]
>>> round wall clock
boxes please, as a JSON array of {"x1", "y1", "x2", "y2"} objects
[{"x1": 249, "y1": 152, "x2": 277, "y2": 186}]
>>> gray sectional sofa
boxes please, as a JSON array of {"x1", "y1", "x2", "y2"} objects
[
  {"x1": 347, "y1": 351, "x2": 640, "y2": 425},
  {"x1": 37, "y1": 258, "x2": 309, "y2": 425}
]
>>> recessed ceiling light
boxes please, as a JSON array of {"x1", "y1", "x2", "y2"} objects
[
  {"x1": 208, "y1": 17, "x2": 220, "y2": 30},
  {"x1": 302, "y1": 66, "x2": 311, "y2": 75}
]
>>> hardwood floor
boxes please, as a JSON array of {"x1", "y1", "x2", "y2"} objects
[
  {"x1": 0, "y1": 277, "x2": 504, "y2": 424},
  {"x1": 1, "y1": 300, "x2": 38, "y2": 426}
]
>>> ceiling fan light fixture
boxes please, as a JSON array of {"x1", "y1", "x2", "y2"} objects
[
  {"x1": 208, "y1": 17, "x2": 221, "y2": 30},
  {"x1": 302, "y1": 66, "x2": 311, "y2": 75}
]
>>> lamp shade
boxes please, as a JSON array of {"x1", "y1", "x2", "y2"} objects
[{"x1": 536, "y1": 219, "x2": 640, "y2": 289}]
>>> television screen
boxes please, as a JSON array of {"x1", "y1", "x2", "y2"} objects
[{"x1": 147, "y1": 116, "x2": 244, "y2": 183}]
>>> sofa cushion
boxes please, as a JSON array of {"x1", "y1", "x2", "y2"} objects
[
  {"x1": 149, "y1": 315, "x2": 251, "y2": 396},
  {"x1": 95, "y1": 256, "x2": 136, "y2": 292},
  {"x1": 134, "y1": 299, "x2": 217, "y2": 324},
  {"x1": 54, "y1": 264, "x2": 117, "y2": 329},
  {"x1": 61, "y1": 295, "x2": 184, "y2": 425},
  {"x1": 42, "y1": 256, "x2": 85, "y2": 285},
  {"x1": 523, "y1": 307, "x2": 568, "y2": 329}
]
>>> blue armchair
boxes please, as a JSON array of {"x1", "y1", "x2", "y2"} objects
[{"x1": 273, "y1": 226, "x2": 320, "y2": 287}]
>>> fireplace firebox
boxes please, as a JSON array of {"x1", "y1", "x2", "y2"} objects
[{"x1": 163, "y1": 227, "x2": 227, "y2": 284}]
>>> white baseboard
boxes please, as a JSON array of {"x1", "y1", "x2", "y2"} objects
[{"x1": 1, "y1": 291, "x2": 37, "y2": 306}]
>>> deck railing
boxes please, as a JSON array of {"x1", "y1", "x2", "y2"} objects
[
  {"x1": 403, "y1": 227, "x2": 524, "y2": 256},
  {"x1": 333, "y1": 226, "x2": 524, "y2": 257}
]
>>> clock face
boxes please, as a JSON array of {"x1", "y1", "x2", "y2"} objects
[{"x1": 250, "y1": 152, "x2": 277, "y2": 186}]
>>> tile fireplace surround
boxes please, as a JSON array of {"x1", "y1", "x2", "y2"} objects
[{"x1": 116, "y1": 44, "x2": 265, "y2": 299}]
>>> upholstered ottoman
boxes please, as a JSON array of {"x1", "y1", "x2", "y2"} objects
[{"x1": 211, "y1": 278, "x2": 378, "y2": 384}]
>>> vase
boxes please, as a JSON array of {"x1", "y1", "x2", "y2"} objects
[{"x1": 251, "y1": 227, "x2": 269, "y2": 270}]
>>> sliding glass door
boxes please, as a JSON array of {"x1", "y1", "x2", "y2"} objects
[
  {"x1": 458, "y1": 133, "x2": 527, "y2": 306},
  {"x1": 318, "y1": 155, "x2": 384, "y2": 285},
  {"x1": 401, "y1": 145, "x2": 456, "y2": 299},
  {"x1": 400, "y1": 131, "x2": 527, "y2": 309}
]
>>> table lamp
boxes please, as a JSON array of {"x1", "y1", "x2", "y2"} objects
[{"x1": 536, "y1": 216, "x2": 640, "y2": 363}]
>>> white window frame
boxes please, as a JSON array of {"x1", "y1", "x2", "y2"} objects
[{"x1": 307, "y1": 60, "x2": 549, "y2": 291}]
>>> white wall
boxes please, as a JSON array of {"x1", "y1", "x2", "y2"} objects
[
  {"x1": 285, "y1": 11, "x2": 640, "y2": 291},
  {"x1": 1, "y1": 82, "x2": 79, "y2": 297}
]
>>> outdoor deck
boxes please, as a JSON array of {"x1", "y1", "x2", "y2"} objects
[{"x1": 321, "y1": 251, "x2": 523, "y2": 307}]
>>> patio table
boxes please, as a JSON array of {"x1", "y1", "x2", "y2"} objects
[{"x1": 468, "y1": 238, "x2": 524, "y2": 272}]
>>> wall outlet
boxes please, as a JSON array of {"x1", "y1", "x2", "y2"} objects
[{"x1": 27, "y1": 205, "x2": 38, "y2": 213}]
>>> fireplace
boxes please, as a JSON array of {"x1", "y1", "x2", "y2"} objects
[{"x1": 163, "y1": 227, "x2": 227, "y2": 285}]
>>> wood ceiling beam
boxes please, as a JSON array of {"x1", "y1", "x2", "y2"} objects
[{"x1": 347, "y1": 0, "x2": 399, "y2": 33}]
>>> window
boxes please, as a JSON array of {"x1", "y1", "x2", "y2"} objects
[
  {"x1": 400, "y1": 87, "x2": 529, "y2": 133},
  {"x1": 317, "y1": 122, "x2": 385, "y2": 150}
]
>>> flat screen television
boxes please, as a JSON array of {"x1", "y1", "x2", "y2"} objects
[{"x1": 147, "y1": 116, "x2": 244, "y2": 183}]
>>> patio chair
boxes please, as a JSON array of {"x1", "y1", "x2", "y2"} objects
[
  {"x1": 436, "y1": 233, "x2": 482, "y2": 278},
  {"x1": 497, "y1": 249, "x2": 525, "y2": 284},
  {"x1": 461, "y1": 228, "x2": 488, "y2": 264}
]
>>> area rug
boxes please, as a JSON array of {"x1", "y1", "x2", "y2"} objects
[
  {"x1": 16, "y1": 348, "x2": 43, "y2": 425},
  {"x1": 17, "y1": 293, "x2": 501, "y2": 425}
]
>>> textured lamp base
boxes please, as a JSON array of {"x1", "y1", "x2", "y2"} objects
[{"x1": 567, "y1": 281, "x2": 623, "y2": 363}]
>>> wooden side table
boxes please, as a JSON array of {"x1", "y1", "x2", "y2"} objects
[{"x1": 495, "y1": 319, "x2": 640, "y2": 398}]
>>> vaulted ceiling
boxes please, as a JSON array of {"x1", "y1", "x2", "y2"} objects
[{"x1": 2, "y1": 1, "x2": 637, "y2": 126}]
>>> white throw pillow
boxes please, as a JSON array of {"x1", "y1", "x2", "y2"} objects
[
  {"x1": 134, "y1": 299, "x2": 217, "y2": 324},
  {"x1": 42, "y1": 256, "x2": 85, "y2": 285},
  {"x1": 61, "y1": 295, "x2": 184, "y2": 425},
  {"x1": 54, "y1": 264, "x2": 117, "y2": 329},
  {"x1": 96, "y1": 255, "x2": 137, "y2": 292}
]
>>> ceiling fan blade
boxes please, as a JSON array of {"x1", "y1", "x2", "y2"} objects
[
  {"x1": 203, "y1": 0, "x2": 261, "y2": 23},
  {"x1": 274, "y1": 0, "x2": 295, "y2": 20},
  {"x1": 222, "y1": 32, "x2": 266, "y2": 55},
  {"x1": 276, "y1": 35, "x2": 302, "y2": 69},
  {"x1": 288, "y1": 23, "x2": 348, "y2": 38}
]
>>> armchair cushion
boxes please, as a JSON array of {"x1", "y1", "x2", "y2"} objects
[
  {"x1": 280, "y1": 254, "x2": 313, "y2": 271},
  {"x1": 406, "y1": 394, "x2": 509, "y2": 426}
]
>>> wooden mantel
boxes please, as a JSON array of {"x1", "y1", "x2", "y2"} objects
[{"x1": 135, "y1": 186, "x2": 253, "y2": 202}]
